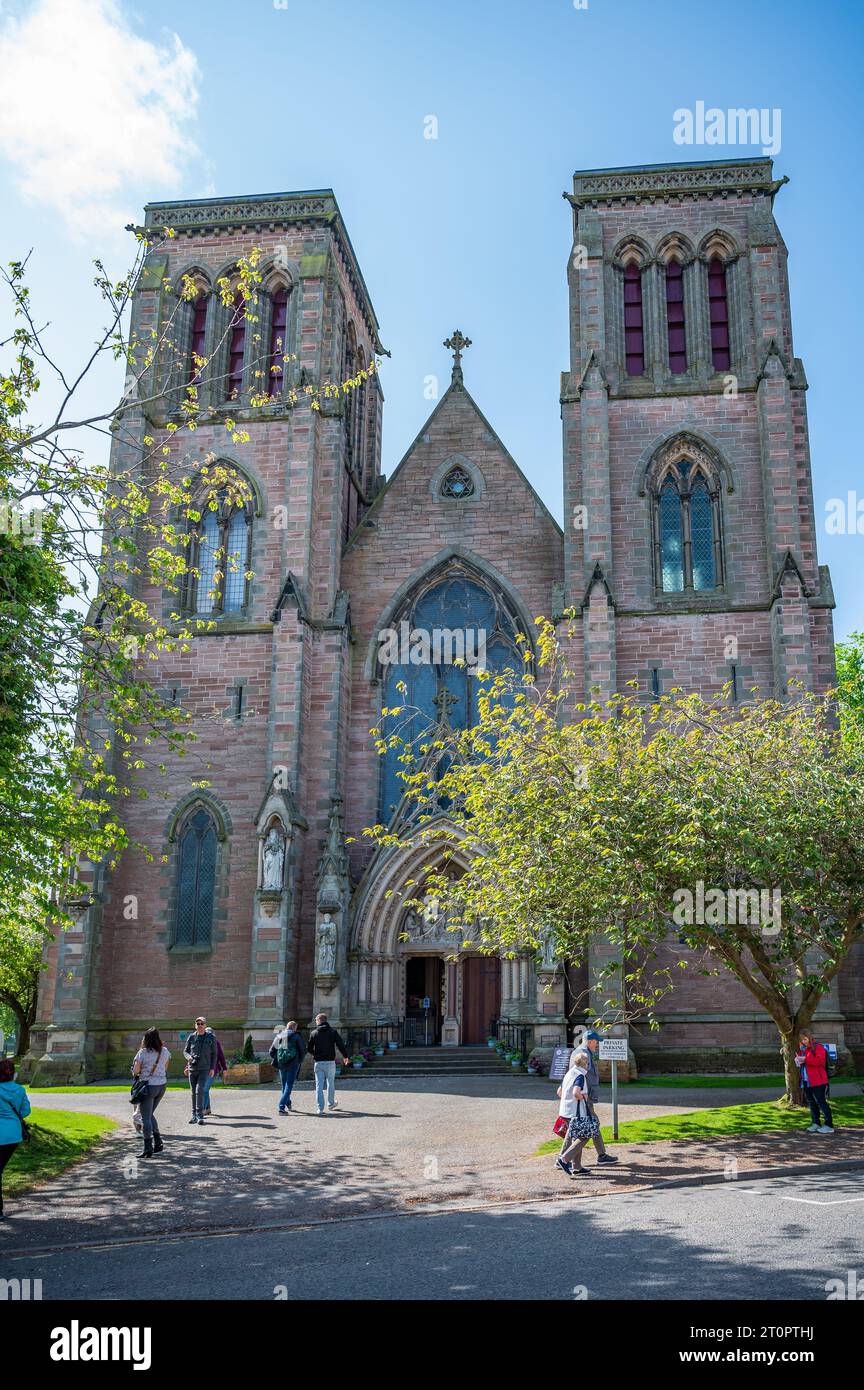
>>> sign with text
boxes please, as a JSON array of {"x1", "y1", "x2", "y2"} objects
[
  {"x1": 549, "y1": 1047, "x2": 571, "y2": 1081},
  {"x1": 599, "y1": 1037, "x2": 628, "y2": 1061}
]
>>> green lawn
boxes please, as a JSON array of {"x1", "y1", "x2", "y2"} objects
[
  {"x1": 535, "y1": 1095, "x2": 864, "y2": 1156},
  {"x1": 26, "y1": 1083, "x2": 191, "y2": 1093},
  {"x1": 633, "y1": 1074, "x2": 861, "y2": 1089},
  {"x1": 4, "y1": 1107, "x2": 117, "y2": 1196}
]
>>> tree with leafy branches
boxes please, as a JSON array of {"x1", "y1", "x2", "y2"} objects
[{"x1": 365, "y1": 618, "x2": 864, "y2": 1104}]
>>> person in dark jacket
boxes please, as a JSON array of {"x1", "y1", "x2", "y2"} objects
[
  {"x1": 306, "y1": 1013, "x2": 349, "y2": 1115},
  {"x1": 0, "y1": 1057, "x2": 30, "y2": 1220},
  {"x1": 183, "y1": 1017, "x2": 217, "y2": 1125},
  {"x1": 268, "y1": 1021, "x2": 307, "y2": 1114},
  {"x1": 796, "y1": 1031, "x2": 834, "y2": 1133}
]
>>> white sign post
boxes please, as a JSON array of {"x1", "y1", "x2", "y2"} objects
[{"x1": 599, "y1": 1037, "x2": 628, "y2": 1140}]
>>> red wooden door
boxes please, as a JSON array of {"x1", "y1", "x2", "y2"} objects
[{"x1": 461, "y1": 956, "x2": 501, "y2": 1044}]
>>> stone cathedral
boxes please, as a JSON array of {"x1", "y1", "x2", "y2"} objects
[{"x1": 27, "y1": 158, "x2": 864, "y2": 1081}]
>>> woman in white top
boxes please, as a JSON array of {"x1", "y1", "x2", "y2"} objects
[
  {"x1": 131, "y1": 1028, "x2": 171, "y2": 1159},
  {"x1": 556, "y1": 1047, "x2": 592, "y2": 1177}
]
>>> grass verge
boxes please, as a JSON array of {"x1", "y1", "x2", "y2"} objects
[
  {"x1": 633, "y1": 1074, "x2": 861, "y2": 1089},
  {"x1": 4, "y1": 1108, "x2": 117, "y2": 1197},
  {"x1": 535, "y1": 1096, "x2": 864, "y2": 1156}
]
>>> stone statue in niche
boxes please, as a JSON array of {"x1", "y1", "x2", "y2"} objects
[
  {"x1": 539, "y1": 929, "x2": 558, "y2": 971},
  {"x1": 317, "y1": 913, "x2": 337, "y2": 974},
  {"x1": 262, "y1": 824, "x2": 286, "y2": 892}
]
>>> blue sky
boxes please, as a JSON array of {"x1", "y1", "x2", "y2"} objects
[{"x1": 1, "y1": 0, "x2": 862, "y2": 638}]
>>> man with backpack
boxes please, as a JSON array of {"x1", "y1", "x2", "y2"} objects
[
  {"x1": 269, "y1": 1020, "x2": 307, "y2": 1114},
  {"x1": 306, "y1": 1013, "x2": 350, "y2": 1115},
  {"x1": 795, "y1": 1031, "x2": 834, "y2": 1134}
]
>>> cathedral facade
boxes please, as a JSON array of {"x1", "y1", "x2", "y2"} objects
[{"x1": 27, "y1": 158, "x2": 863, "y2": 1080}]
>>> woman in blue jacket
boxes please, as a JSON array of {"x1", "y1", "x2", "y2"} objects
[{"x1": 0, "y1": 1056, "x2": 31, "y2": 1219}]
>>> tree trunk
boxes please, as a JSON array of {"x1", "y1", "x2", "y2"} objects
[{"x1": 780, "y1": 1029, "x2": 806, "y2": 1105}]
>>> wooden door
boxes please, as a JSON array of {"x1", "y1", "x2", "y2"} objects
[{"x1": 461, "y1": 956, "x2": 501, "y2": 1044}]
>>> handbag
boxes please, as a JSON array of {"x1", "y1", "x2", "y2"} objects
[
  {"x1": 130, "y1": 1048, "x2": 162, "y2": 1105},
  {"x1": 553, "y1": 1114, "x2": 569, "y2": 1137},
  {"x1": 566, "y1": 1097, "x2": 601, "y2": 1141}
]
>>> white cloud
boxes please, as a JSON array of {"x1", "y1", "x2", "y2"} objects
[{"x1": 0, "y1": 0, "x2": 202, "y2": 237}]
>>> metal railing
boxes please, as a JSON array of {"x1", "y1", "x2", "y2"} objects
[{"x1": 490, "y1": 1017, "x2": 531, "y2": 1059}]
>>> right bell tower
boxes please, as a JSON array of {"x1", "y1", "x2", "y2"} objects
[{"x1": 560, "y1": 158, "x2": 836, "y2": 707}]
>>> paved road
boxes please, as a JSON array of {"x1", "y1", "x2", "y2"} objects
[{"x1": 5, "y1": 1171, "x2": 863, "y2": 1300}]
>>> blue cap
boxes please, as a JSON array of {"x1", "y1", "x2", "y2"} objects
[{"x1": 586, "y1": 1029, "x2": 602, "y2": 1041}]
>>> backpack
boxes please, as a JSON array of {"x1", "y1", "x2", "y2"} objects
[
  {"x1": 822, "y1": 1043, "x2": 838, "y2": 1078},
  {"x1": 276, "y1": 1035, "x2": 298, "y2": 1066}
]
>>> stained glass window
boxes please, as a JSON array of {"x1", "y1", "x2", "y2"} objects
[
  {"x1": 708, "y1": 257, "x2": 730, "y2": 372},
  {"x1": 665, "y1": 259, "x2": 687, "y2": 373},
  {"x1": 188, "y1": 293, "x2": 208, "y2": 386},
  {"x1": 624, "y1": 262, "x2": 645, "y2": 376},
  {"x1": 223, "y1": 509, "x2": 249, "y2": 612},
  {"x1": 441, "y1": 466, "x2": 474, "y2": 499},
  {"x1": 691, "y1": 480, "x2": 716, "y2": 590},
  {"x1": 378, "y1": 572, "x2": 522, "y2": 821},
  {"x1": 267, "y1": 287, "x2": 289, "y2": 397},
  {"x1": 659, "y1": 481, "x2": 684, "y2": 592},
  {"x1": 196, "y1": 509, "x2": 220, "y2": 614},
  {"x1": 175, "y1": 808, "x2": 217, "y2": 947},
  {"x1": 189, "y1": 494, "x2": 250, "y2": 615},
  {"x1": 226, "y1": 292, "x2": 246, "y2": 399}
]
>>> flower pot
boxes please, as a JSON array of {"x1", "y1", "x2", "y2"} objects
[
  {"x1": 511, "y1": 1059, "x2": 521, "y2": 1068},
  {"x1": 352, "y1": 1061, "x2": 363, "y2": 1069},
  {"x1": 388, "y1": 1041, "x2": 398, "y2": 1050},
  {"x1": 487, "y1": 1039, "x2": 496, "y2": 1048},
  {"x1": 222, "y1": 1062, "x2": 276, "y2": 1086},
  {"x1": 374, "y1": 1048, "x2": 385, "y2": 1057}
]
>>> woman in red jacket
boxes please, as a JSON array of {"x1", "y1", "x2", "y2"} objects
[{"x1": 796, "y1": 1032, "x2": 833, "y2": 1133}]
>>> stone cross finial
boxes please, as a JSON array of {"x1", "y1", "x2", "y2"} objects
[
  {"x1": 433, "y1": 684, "x2": 458, "y2": 725},
  {"x1": 444, "y1": 329, "x2": 472, "y2": 383}
]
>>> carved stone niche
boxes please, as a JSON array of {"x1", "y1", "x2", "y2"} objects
[
  {"x1": 314, "y1": 910, "x2": 339, "y2": 981},
  {"x1": 256, "y1": 815, "x2": 287, "y2": 917}
]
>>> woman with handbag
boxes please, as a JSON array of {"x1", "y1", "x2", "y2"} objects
[
  {"x1": 0, "y1": 1056, "x2": 31, "y2": 1219},
  {"x1": 556, "y1": 1047, "x2": 599, "y2": 1177},
  {"x1": 131, "y1": 1028, "x2": 171, "y2": 1159}
]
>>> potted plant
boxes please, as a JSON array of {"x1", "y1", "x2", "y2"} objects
[
  {"x1": 374, "y1": 1044, "x2": 385, "y2": 1057},
  {"x1": 360, "y1": 1047, "x2": 374, "y2": 1063},
  {"x1": 487, "y1": 1036, "x2": 497, "y2": 1049},
  {"x1": 527, "y1": 1057, "x2": 542, "y2": 1076},
  {"x1": 510, "y1": 1052, "x2": 523, "y2": 1069},
  {"x1": 351, "y1": 1054, "x2": 364, "y2": 1069},
  {"x1": 222, "y1": 1034, "x2": 277, "y2": 1086},
  {"x1": 388, "y1": 1039, "x2": 399, "y2": 1050}
]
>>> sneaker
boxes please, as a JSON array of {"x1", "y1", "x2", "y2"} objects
[
  {"x1": 316, "y1": 1109, "x2": 324, "y2": 1116},
  {"x1": 188, "y1": 1116, "x2": 198, "y2": 1125},
  {"x1": 555, "y1": 1157, "x2": 572, "y2": 1176},
  {"x1": 596, "y1": 1154, "x2": 619, "y2": 1165},
  {"x1": 196, "y1": 1117, "x2": 205, "y2": 1125},
  {"x1": 806, "y1": 1124, "x2": 820, "y2": 1132},
  {"x1": 278, "y1": 1108, "x2": 286, "y2": 1115},
  {"x1": 204, "y1": 1108, "x2": 212, "y2": 1116},
  {"x1": 818, "y1": 1126, "x2": 835, "y2": 1134},
  {"x1": 328, "y1": 1102, "x2": 338, "y2": 1111},
  {"x1": 570, "y1": 1168, "x2": 591, "y2": 1178}
]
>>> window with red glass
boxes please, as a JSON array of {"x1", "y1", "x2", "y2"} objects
[
  {"x1": 623, "y1": 262, "x2": 645, "y2": 376},
  {"x1": 226, "y1": 292, "x2": 246, "y2": 399},
  {"x1": 708, "y1": 257, "x2": 731, "y2": 371},
  {"x1": 267, "y1": 287, "x2": 289, "y2": 397},
  {"x1": 665, "y1": 259, "x2": 687, "y2": 373},
  {"x1": 187, "y1": 293, "x2": 208, "y2": 386}
]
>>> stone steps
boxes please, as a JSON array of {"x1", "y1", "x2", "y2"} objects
[{"x1": 343, "y1": 1046, "x2": 522, "y2": 1078}]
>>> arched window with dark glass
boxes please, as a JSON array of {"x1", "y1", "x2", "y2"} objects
[
  {"x1": 659, "y1": 480, "x2": 684, "y2": 592},
  {"x1": 690, "y1": 479, "x2": 716, "y2": 590},
  {"x1": 708, "y1": 257, "x2": 731, "y2": 371},
  {"x1": 267, "y1": 286, "x2": 289, "y2": 397},
  {"x1": 187, "y1": 490, "x2": 252, "y2": 615},
  {"x1": 226, "y1": 292, "x2": 246, "y2": 399},
  {"x1": 378, "y1": 569, "x2": 526, "y2": 821},
  {"x1": 652, "y1": 459, "x2": 722, "y2": 595},
  {"x1": 175, "y1": 807, "x2": 217, "y2": 947},
  {"x1": 623, "y1": 262, "x2": 645, "y2": 376},
  {"x1": 665, "y1": 259, "x2": 687, "y2": 374}
]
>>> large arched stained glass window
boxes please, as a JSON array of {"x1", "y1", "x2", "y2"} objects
[
  {"x1": 659, "y1": 480, "x2": 684, "y2": 592},
  {"x1": 652, "y1": 458, "x2": 722, "y2": 594},
  {"x1": 690, "y1": 480, "x2": 716, "y2": 591},
  {"x1": 378, "y1": 570, "x2": 525, "y2": 821},
  {"x1": 175, "y1": 807, "x2": 217, "y2": 947},
  {"x1": 187, "y1": 490, "x2": 252, "y2": 616}
]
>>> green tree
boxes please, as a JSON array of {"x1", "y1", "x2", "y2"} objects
[
  {"x1": 366, "y1": 620, "x2": 864, "y2": 1103},
  {"x1": 835, "y1": 630, "x2": 864, "y2": 739}
]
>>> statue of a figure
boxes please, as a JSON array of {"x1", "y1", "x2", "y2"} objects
[
  {"x1": 262, "y1": 825, "x2": 286, "y2": 891},
  {"x1": 317, "y1": 913, "x2": 337, "y2": 974},
  {"x1": 540, "y1": 929, "x2": 557, "y2": 970}
]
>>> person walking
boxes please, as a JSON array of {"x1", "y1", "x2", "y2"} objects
[
  {"x1": 131, "y1": 1028, "x2": 171, "y2": 1158},
  {"x1": 0, "y1": 1057, "x2": 30, "y2": 1220},
  {"x1": 307, "y1": 1013, "x2": 350, "y2": 1115},
  {"x1": 796, "y1": 1031, "x2": 834, "y2": 1134},
  {"x1": 183, "y1": 1016, "x2": 217, "y2": 1125},
  {"x1": 202, "y1": 1028, "x2": 227, "y2": 1117},
  {"x1": 269, "y1": 1020, "x2": 307, "y2": 1114},
  {"x1": 583, "y1": 1030, "x2": 619, "y2": 1167},
  {"x1": 556, "y1": 1047, "x2": 600, "y2": 1177}
]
